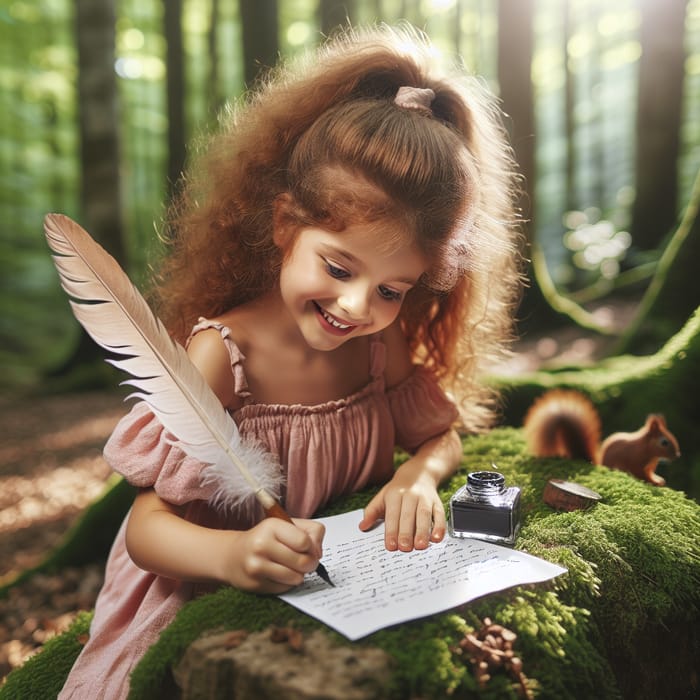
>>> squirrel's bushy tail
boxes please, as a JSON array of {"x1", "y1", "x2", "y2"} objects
[{"x1": 523, "y1": 389, "x2": 601, "y2": 463}]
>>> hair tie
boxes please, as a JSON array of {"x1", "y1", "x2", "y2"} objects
[{"x1": 394, "y1": 86, "x2": 435, "y2": 114}]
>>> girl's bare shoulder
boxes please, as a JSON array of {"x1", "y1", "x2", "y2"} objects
[
  {"x1": 186, "y1": 326, "x2": 241, "y2": 410},
  {"x1": 212, "y1": 297, "x2": 280, "y2": 354}
]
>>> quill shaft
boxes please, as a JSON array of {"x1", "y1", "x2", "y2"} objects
[
  {"x1": 43, "y1": 213, "x2": 282, "y2": 510},
  {"x1": 44, "y1": 213, "x2": 333, "y2": 586}
]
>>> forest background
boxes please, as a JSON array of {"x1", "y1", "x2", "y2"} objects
[
  {"x1": 2, "y1": 0, "x2": 699, "y2": 390},
  {"x1": 0, "y1": 0, "x2": 699, "y2": 681}
]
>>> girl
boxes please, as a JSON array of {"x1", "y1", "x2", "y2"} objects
[{"x1": 60, "y1": 24, "x2": 522, "y2": 699}]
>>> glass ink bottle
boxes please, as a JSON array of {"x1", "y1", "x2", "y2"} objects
[{"x1": 449, "y1": 470, "x2": 521, "y2": 546}]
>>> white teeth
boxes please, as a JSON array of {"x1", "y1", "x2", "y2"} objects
[{"x1": 321, "y1": 307, "x2": 351, "y2": 329}]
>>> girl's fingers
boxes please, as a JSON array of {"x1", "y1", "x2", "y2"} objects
[
  {"x1": 292, "y1": 518, "x2": 326, "y2": 559},
  {"x1": 361, "y1": 485, "x2": 445, "y2": 553},
  {"x1": 397, "y1": 494, "x2": 419, "y2": 551},
  {"x1": 239, "y1": 520, "x2": 321, "y2": 588},
  {"x1": 413, "y1": 502, "x2": 435, "y2": 550},
  {"x1": 358, "y1": 492, "x2": 386, "y2": 532},
  {"x1": 388, "y1": 494, "x2": 445, "y2": 551},
  {"x1": 429, "y1": 500, "x2": 447, "y2": 543},
  {"x1": 381, "y1": 490, "x2": 403, "y2": 551}
]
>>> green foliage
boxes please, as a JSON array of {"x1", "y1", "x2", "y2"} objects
[{"x1": 3, "y1": 1, "x2": 700, "y2": 388}]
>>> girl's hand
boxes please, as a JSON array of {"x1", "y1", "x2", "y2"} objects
[
  {"x1": 358, "y1": 460, "x2": 446, "y2": 552},
  {"x1": 221, "y1": 517, "x2": 326, "y2": 594},
  {"x1": 126, "y1": 489, "x2": 325, "y2": 595}
]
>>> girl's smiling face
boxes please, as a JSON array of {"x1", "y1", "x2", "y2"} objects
[{"x1": 277, "y1": 222, "x2": 427, "y2": 351}]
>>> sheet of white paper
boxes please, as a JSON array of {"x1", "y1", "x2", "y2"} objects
[{"x1": 279, "y1": 509, "x2": 566, "y2": 640}]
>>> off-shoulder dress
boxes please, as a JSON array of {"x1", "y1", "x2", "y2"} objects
[{"x1": 59, "y1": 319, "x2": 458, "y2": 699}]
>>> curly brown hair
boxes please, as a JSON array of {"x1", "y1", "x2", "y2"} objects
[{"x1": 152, "y1": 24, "x2": 523, "y2": 431}]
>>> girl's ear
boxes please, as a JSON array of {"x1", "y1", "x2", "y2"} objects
[{"x1": 272, "y1": 193, "x2": 298, "y2": 249}]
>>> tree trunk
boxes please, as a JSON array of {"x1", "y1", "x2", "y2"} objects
[
  {"x1": 630, "y1": 0, "x2": 688, "y2": 250},
  {"x1": 61, "y1": 0, "x2": 125, "y2": 376},
  {"x1": 163, "y1": 0, "x2": 187, "y2": 199},
  {"x1": 238, "y1": 0, "x2": 279, "y2": 87},
  {"x1": 615, "y1": 171, "x2": 700, "y2": 355},
  {"x1": 319, "y1": 0, "x2": 357, "y2": 36},
  {"x1": 75, "y1": 0, "x2": 125, "y2": 262},
  {"x1": 563, "y1": 0, "x2": 575, "y2": 211},
  {"x1": 497, "y1": 0, "x2": 535, "y2": 234},
  {"x1": 207, "y1": 0, "x2": 223, "y2": 115},
  {"x1": 497, "y1": 0, "x2": 560, "y2": 330}
]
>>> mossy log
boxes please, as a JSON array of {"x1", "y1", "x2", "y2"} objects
[
  {"x1": 494, "y1": 306, "x2": 700, "y2": 499},
  {"x1": 4, "y1": 430, "x2": 698, "y2": 700}
]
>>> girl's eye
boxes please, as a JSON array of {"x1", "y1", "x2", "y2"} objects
[
  {"x1": 325, "y1": 261, "x2": 349, "y2": 279},
  {"x1": 378, "y1": 285, "x2": 402, "y2": 302}
]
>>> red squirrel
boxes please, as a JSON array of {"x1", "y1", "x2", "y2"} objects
[{"x1": 523, "y1": 389, "x2": 680, "y2": 486}]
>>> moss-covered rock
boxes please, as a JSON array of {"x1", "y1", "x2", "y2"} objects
[
  {"x1": 5, "y1": 430, "x2": 697, "y2": 699},
  {"x1": 494, "y1": 306, "x2": 700, "y2": 500}
]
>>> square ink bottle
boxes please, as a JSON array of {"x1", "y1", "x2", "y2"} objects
[{"x1": 449, "y1": 470, "x2": 521, "y2": 546}]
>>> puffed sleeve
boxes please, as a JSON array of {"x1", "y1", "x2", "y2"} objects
[
  {"x1": 387, "y1": 366, "x2": 459, "y2": 453},
  {"x1": 103, "y1": 401, "x2": 216, "y2": 506}
]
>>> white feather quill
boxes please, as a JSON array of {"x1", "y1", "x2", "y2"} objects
[{"x1": 43, "y1": 213, "x2": 284, "y2": 513}]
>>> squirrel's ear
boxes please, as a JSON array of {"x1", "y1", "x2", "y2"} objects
[{"x1": 645, "y1": 414, "x2": 666, "y2": 430}]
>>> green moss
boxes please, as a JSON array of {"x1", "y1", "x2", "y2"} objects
[
  {"x1": 494, "y1": 307, "x2": 700, "y2": 500},
  {"x1": 0, "y1": 612, "x2": 92, "y2": 700},
  {"x1": 5, "y1": 428, "x2": 699, "y2": 699},
  {"x1": 127, "y1": 430, "x2": 699, "y2": 699}
]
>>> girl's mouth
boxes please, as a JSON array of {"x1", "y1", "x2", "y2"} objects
[{"x1": 313, "y1": 302, "x2": 355, "y2": 335}]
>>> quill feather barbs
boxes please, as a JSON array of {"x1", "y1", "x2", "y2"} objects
[{"x1": 43, "y1": 213, "x2": 283, "y2": 512}]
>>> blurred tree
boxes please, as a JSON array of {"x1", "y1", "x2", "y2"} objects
[
  {"x1": 75, "y1": 0, "x2": 124, "y2": 262},
  {"x1": 207, "y1": 0, "x2": 224, "y2": 114},
  {"x1": 239, "y1": 0, "x2": 279, "y2": 86},
  {"x1": 319, "y1": 0, "x2": 357, "y2": 35},
  {"x1": 631, "y1": 0, "x2": 688, "y2": 250},
  {"x1": 55, "y1": 0, "x2": 126, "y2": 376},
  {"x1": 616, "y1": 169, "x2": 700, "y2": 354},
  {"x1": 497, "y1": 0, "x2": 535, "y2": 235},
  {"x1": 563, "y1": 0, "x2": 575, "y2": 212},
  {"x1": 497, "y1": 0, "x2": 562, "y2": 330},
  {"x1": 164, "y1": 0, "x2": 187, "y2": 199}
]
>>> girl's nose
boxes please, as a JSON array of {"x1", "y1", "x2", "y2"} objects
[{"x1": 337, "y1": 285, "x2": 371, "y2": 322}]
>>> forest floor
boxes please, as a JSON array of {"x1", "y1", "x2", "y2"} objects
[
  {"x1": 0, "y1": 391, "x2": 125, "y2": 681},
  {"x1": 0, "y1": 301, "x2": 635, "y2": 683}
]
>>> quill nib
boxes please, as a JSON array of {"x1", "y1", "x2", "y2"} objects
[{"x1": 315, "y1": 562, "x2": 335, "y2": 587}]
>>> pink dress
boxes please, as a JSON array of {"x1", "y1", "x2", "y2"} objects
[{"x1": 59, "y1": 320, "x2": 458, "y2": 699}]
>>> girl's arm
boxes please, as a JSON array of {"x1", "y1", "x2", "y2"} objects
[
  {"x1": 358, "y1": 320, "x2": 462, "y2": 551},
  {"x1": 124, "y1": 327, "x2": 325, "y2": 594},
  {"x1": 126, "y1": 489, "x2": 324, "y2": 593}
]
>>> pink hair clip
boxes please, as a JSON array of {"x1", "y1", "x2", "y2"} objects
[{"x1": 394, "y1": 86, "x2": 435, "y2": 114}]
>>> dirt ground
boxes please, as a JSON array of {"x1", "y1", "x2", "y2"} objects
[
  {"x1": 0, "y1": 391, "x2": 126, "y2": 681},
  {"x1": 0, "y1": 305, "x2": 629, "y2": 683}
]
